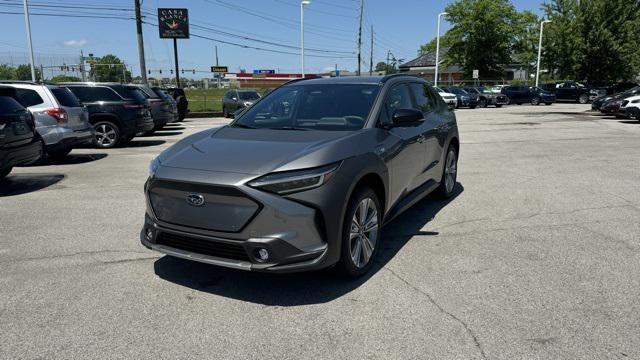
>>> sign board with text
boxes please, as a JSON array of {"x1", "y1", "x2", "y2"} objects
[
  {"x1": 253, "y1": 69, "x2": 275, "y2": 75},
  {"x1": 158, "y1": 8, "x2": 189, "y2": 39},
  {"x1": 211, "y1": 66, "x2": 229, "y2": 73},
  {"x1": 472, "y1": 69, "x2": 479, "y2": 79}
]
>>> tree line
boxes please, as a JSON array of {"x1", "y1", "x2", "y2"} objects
[{"x1": 419, "y1": 0, "x2": 640, "y2": 85}]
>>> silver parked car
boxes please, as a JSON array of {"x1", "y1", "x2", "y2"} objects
[
  {"x1": 141, "y1": 75, "x2": 460, "y2": 277},
  {"x1": 1, "y1": 81, "x2": 93, "y2": 158}
]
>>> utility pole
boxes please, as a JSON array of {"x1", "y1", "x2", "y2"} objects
[
  {"x1": 134, "y1": 0, "x2": 148, "y2": 84},
  {"x1": 215, "y1": 45, "x2": 220, "y2": 88},
  {"x1": 536, "y1": 20, "x2": 552, "y2": 87},
  {"x1": 369, "y1": 25, "x2": 373, "y2": 76},
  {"x1": 300, "y1": 0, "x2": 311, "y2": 78},
  {"x1": 173, "y1": 38, "x2": 180, "y2": 87},
  {"x1": 23, "y1": 0, "x2": 36, "y2": 82},
  {"x1": 356, "y1": 0, "x2": 364, "y2": 76},
  {"x1": 79, "y1": 49, "x2": 86, "y2": 82},
  {"x1": 435, "y1": 12, "x2": 448, "y2": 88}
]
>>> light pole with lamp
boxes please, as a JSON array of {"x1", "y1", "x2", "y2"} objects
[
  {"x1": 434, "y1": 12, "x2": 448, "y2": 88},
  {"x1": 301, "y1": 0, "x2": 311, "y2": 78},
  {"x1": 535, "y1": 20, "x2": 552, "y2": 87}
]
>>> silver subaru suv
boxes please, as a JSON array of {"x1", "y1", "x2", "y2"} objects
[
  {"x1": 141, "y1": 75, "x2": 460, "y2": 277},
  {"x1": 2, "y1": 81, "x2": 94, "y2": 159}
]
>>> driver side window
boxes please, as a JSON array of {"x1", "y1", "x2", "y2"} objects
[{"x1": 380, "y1": 83, "x2": 413, "y2": 124}]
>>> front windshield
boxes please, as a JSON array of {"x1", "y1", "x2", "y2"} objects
[
  {"x1": 238, "y1": 91, "x2": 260, "y2": 100},
  {"x1": 466, "y1": 88, "x2": 480, "y2": 94},
  {"x1": 234, "y1": 84, "x2": 379, "y2": 131}
]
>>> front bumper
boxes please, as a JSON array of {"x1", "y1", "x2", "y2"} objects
[{"x1": 140, "y1": 167, "x2": 344, "y2": 273}]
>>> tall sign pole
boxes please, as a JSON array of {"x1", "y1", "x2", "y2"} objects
[
  {"x1": 158, "y1": 8, "x2": 190, "y2": 88},
  {"x1": 357, "y1": 0, "x2": 364, "y2": 76},
  {"x1": 23, "y1": 0, "x2": 36, "y2": 82},
  {"x1": 215, "y1": 45, "x2": 221, "y2": 88},
  {"x1": 135, "y1": 0, "x2": 147, "y2": 84},
  {"x1": 369, "y1": 25, "x2": 373, "y2": 76},
  {"x1": 435, "y1": 12, "x2": 448, "y2": 88},
  {"x1": 536, "y1": 20, "x2": 552, "y2": 87}
]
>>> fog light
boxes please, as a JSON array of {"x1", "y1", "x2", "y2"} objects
[
  {"x1": 256, "y1": 248, "x2": 269, "y2": 262},
  {"x1": 145, "y1": 228, "x2": 154, "y2": 240}
]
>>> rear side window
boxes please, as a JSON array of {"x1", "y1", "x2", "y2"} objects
[
  {"x1": 67, "y1": 87, "x2": 93, "y2": 102},
  {"x1": 409, "y1": 83, "x2": 434, "y2": 113},
  {"x1": 0, "y1": 96, "x2": 26, "y2": 113},
  {"x1": 92, "y1": 87, "x2": 122, "y2": 101},
  {"x1": 15, "y1": 88, "x2": 44, "y2": 107},
  {"x1": 51, "y1": 87, "x2": 81, "y2": 107},
  {"x1": 127, "y1": 88, "x2": 149, "y2": 102}
]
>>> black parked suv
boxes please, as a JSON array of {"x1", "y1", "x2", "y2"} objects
[
  {"x1": 443, "y1": 87, "x2": 478, "y2": 109},
  {"x1": 133, "y1": 85, "x2": 174, "y2": 130},
  {"x1": 0, "y1": 86, "x2": 43, "y2": 179},
  {"x1": 164, "y1": 87, "x2": 188, "y2": 121},
  {"x1": 541, "y1": 81, "x2": 596, "y2": 104},
  {"x1": 502, "y1": 85, "x2": 555, "y2": 105},
  {"x1": 63, "y1": 83, "x2": 154, "y2": 148}
]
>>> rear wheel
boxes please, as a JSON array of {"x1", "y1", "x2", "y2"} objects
[
  {"x1": 93, "y1": 121, "x2": 120, "y2": 149},
  {"x1": 531, "y1": 96, "x2": 541, "y2": 105},
  {"x1": 338, "y1": 187, "x2": 382, "y2": 278},
  {"x1": 437, "y1": 145, "x2": 458, "y2": 198},
  {"x1": 578, "y1": 94, "x2": 589, "y2": 104},
  {"x1": 0, "y1": 167, "x2": 12, "y2": 180},
  {"x1": 478, "y1": 98, "x2": 487, "y2": 108}
]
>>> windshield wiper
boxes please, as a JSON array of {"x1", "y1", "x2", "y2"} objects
[
  {"x1": 230, "y1": 123, "x2": 256, "y2": 129},
  {"x1": 267, "y1": 126, "x2": 310, "y2": 131}
]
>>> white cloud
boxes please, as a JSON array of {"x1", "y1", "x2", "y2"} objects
[{"x1": 63, "y1": 39, "x2": 88, "y2": 47}]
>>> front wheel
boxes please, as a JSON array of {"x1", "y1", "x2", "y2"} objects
[
  {"x1": 338, "y1": 187, "x2": 382, "y2": 278},
  {"x1": 531, "y1": 96, "x2": 541, "y2": 105},
  {"x1": 478, "y1": 98, "x2": 487, "y2": 108},
  {"x1": 578, "y1": 94, "x2": 589, "y2": 104},
  {"x1": 437, "y1": 145, "x2": 458, "y2": 198}
]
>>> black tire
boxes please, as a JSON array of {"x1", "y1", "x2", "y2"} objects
[
  {"x1": 436, "y1": 145, "x2": 458, "y2": 198},
  {"x1": 338, "y1": 187, "x2": 382, "y2": 278},
  {"x1": 47, "y1": 147, "x2": 72, "y2": 160},
  {"x1": 93, "y1": 121, "x2": 120, "y2": 149},
  {"x1": 578, "y1": 94, "x2": 589, "y2": 104},
  {"x1": 531, "y1": 96, "x2": 541, "y2": 105},
  {"x1": 479, "y1": 98, "x2": 487, "y2": 108},
  {"x1": 222, "y1": 106, "x2": 229, "y2": 118},
  {"x1": 0, "y1": 167, "x2": 12, "y2": 180}
]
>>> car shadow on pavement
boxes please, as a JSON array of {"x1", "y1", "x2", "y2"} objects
[
  {"x1": 126, "y1": 140, "x2": 166, "y2": 147},
  {"x1": 159, "y1": 126, "x2": 186, "y2": 131},
  {"x1": 153, "y1": 184, "x2": 464, "y2": 306},
  {"x1": 44, "y1": 153, "x2": 108, "y2": 165},
  {"x1": 0, "y1": 173, "x2": 65, "y2": 197},
  {"x1": 148, "y1": 131, "x2": 184, "y2": 137}
]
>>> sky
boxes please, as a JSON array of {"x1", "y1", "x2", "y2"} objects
[{"x1": 0, "y1": 0, "x2": 545, "y2": 78}]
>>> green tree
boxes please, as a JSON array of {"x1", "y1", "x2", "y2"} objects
[
  {"x1": 15, "y1": 64, "x2": 42, "y2": 81},
  {"x1": 512, "y1": 11, "x2": 540, "y2": 75},
  {"x1": 542, "y1": 0, "x2": 579, "y2": 79},
  {"x1": 50, "y1": 75, "x2": 81, "y2": 83},
  {"x1": 572, "y1": 0, "x2": 640, "y2": 84},
  {"x1": 375, "y1": 61, "x2": 399, "y2": 74},
  {"x1": 442, "y1": 0, "x2": 521, "y2": 79},
  {"x1": 90, "y1": 54, "x2": 131, "y2": 82},
  {"x1": 0, "y1": 64, "x2": 16, "y2": 80}
]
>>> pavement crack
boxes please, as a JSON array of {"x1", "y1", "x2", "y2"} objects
[{"x1": 382, "y1": 266, "x2": 488, "y2": 360}]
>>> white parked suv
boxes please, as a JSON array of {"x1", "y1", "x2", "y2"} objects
[
  {"x1": 434, "y1": 86, "x2": 458, "y2": 109},
  {"x1": 622, "y1": 95, "x2": 640, "y2": 120},
  {"x1": 1, "y1": 81, "x2": 94, "y2": 159}
]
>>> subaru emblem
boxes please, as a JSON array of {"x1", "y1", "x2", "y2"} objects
[{"x1": 186, "y1": 193, "x2": 205, "y2": 207}]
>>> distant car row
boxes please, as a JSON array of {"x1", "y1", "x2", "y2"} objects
[
  {"x1": 591, "y1": 86, "x2": 640, "y2": 121},
  {"x1": 0, "y1": 81, "x2": 189, "y2": 179}
]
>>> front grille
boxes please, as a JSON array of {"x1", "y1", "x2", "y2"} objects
[{"x1": 157, "y1": 232, "x2": 250, "y2": 261}]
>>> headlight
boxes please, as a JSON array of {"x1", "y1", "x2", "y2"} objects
[
  {"x1": 149, "y1": 156, "x2": 161, "y2": 177},
  {"x1": 243, "y1": 101, "x2": 253, "y2": 107},
  {"x1": 247, "y1": 162, "x2": 341, "y2": 195}
]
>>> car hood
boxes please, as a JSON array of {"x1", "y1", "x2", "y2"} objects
[
  {"x1": 438, "y1": 92, "x2": 457, "y2": 98},
  {"x1": 157, "y1": 126, "x2": 358, "y2": 175}
]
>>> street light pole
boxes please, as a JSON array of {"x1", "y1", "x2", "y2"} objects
[
  {"x1": 22, "y1": 0, "x2": 36, "y2": 82},
  {"x1": 434, "y1": 12, "x2": 448, "y2": 88},
  {"x1": 300, "y1": 0, "x2": 310, "y2": 78},
  {"x1": 535, "y1": 20, "x2": 552, "y2": 87}
]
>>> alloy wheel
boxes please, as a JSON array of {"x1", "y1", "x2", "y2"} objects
[
  {"x1": 579, "y1": 94, "x2": 589, "y2": 104},
  {"x1": 94, "y1": 123, "x2": 117, "y2": 148},
  {"x1": 444, "y1": 148, "x2": 457, "y2": 194},
  {"x1": 349, "y1": 197, "x2": 379, "y2": 269}
]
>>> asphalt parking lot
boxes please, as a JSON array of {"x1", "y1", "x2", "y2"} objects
[{"x1": 1, "y1": 104, "x2": 639, "y2": 359}]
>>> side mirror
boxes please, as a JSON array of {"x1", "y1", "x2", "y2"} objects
[{"x1": 392, "y1": 108, "x2": 424, "y2": 127}]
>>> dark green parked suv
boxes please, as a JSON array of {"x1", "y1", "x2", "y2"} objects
[{"x1": 222, "y1": 89, "x2": 261, "y2": 118}]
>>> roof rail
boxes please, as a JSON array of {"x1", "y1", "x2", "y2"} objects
[
  {"x1": 0, "y1": 80, "x2": 39, "y2": 85},
  {"x1": 380, "y1": 73, "x2": 421, "y2": 83}
]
